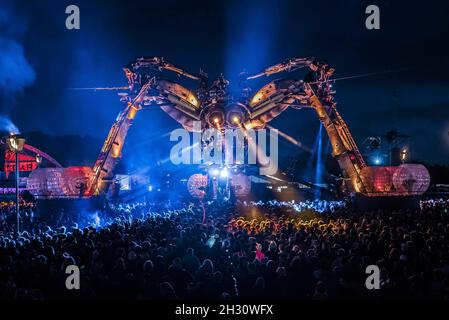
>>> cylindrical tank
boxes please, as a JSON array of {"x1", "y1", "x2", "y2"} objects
[
  {"x1": 26, "y1": 168, "x2": 65, "y2": 198},
  {"x1": 61, "y1": 166, "x2": 94, "y2": 197},
  {"x1": 392, "y1": 164, "x2": 430, "y2": 194}
]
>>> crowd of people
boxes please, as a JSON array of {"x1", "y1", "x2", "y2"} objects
[
  {"x1": 236, "y1": 199, "x2": 347, "y2": 214},
  {"x1": 0, "y1": 201, "x2": 36, "y2": 234},
  {"x1": 0, "y1": 197, "x2": 449, "y2": 300}
]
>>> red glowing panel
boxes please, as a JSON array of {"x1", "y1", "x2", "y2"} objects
[
  {"x1": 4, "y1": 150, "x2": 38, "y2": 178},
  {"x1": 61, "y1": 166, "x2": 94, "y2": 197}
]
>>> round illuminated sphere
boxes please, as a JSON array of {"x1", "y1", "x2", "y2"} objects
[
  {"x1": 27, "y1": 168, "x2": 65, "y2": 198},
  {"x1": 187, "y1": 174, "x2": 208, "y2": 199}
]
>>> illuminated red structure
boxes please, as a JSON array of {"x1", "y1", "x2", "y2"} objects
[
  {"x1": 4, "y1": 151, "x2": 38, "y2": 178},
  {"x1": 27, "y1": 166, "x2": 93, "y2": 198},
  {"x1": 3, "y1": 144, "x2": 62, "y2": 178},
  {"x1": 360, "y1": 164, "x2": 430, "y2": 196}
]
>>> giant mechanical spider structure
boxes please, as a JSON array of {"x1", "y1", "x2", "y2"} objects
[{"x1": 27, "y1": 57, "x2": 430, "y2": 199}]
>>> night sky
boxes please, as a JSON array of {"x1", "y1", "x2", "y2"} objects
[{"x1": 1, "y1": 0, "x2": 448, "y2": 168}]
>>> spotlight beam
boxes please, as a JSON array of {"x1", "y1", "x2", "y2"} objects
[
  {"x1": 265, "y1": 124, "x2": 312, "y2": 153},
  {"x1": 309, "y1": 67, "x2": 409, "y2": 85}
]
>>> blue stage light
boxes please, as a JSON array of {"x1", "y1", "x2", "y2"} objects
[
  {"x1": 314, "y1": 124, "x2": 323, "y2": 200},
  {"x1": 210, "y1": 168, "x2": 219, "y2": 176}
]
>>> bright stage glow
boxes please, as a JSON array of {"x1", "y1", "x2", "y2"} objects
[
  {"x1": 210, "y1": 168, "x2": 220, "y2": 176},
  {"x1": 401, "y1": 148, "x2": 408, "y2": 161},
  {"x1": 374, "y1": 157, "x2": 382, "y2": 165},
  {"x1": 220, "y1": 168, "x2": 228, "y2": 178}
]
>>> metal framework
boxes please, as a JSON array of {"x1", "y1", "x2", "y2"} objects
[{"x1": 29, "y1": 57, "x2": 430, "y2": 198}]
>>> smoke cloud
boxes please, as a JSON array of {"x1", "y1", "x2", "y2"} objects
[
  {"x1": 0, "y1": 115, "x2": 19, "y2": 134},
  {"x1": 0, "y1": 38, "x2": 35, "y2": 94},
  {"x1": 0, "y1": 3, "x2": 35, "y2": 97}
]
